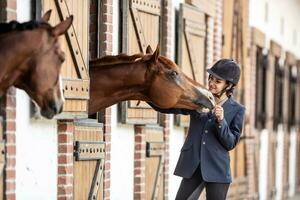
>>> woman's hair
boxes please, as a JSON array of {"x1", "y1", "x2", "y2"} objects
[{"x1": 225, "y1": 81, "x2": 236, "y2": 98}]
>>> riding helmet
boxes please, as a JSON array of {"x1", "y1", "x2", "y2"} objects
[{"x1": 207, "y1": 59, "x2": 241, "y2": 85}]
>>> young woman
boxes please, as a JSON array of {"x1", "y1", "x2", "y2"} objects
[{"x1": 149, "y1": 59, "x2": 245, "y2": 200}]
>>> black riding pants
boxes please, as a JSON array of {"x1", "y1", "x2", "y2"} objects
[{"x1": 175, "y1": 166, "x2": 230, "y2": 200}]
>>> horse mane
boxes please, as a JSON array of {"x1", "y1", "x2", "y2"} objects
[
  {"x1": 90, "y1": 53, "x2": 144, "y2": 67},
  {"x1": 0, "y1": 20, "x2": 50, "y2": 35}
]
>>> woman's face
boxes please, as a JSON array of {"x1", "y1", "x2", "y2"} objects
[{"x1": 208, "y1": 75, "x2": 227, "y2": 96}]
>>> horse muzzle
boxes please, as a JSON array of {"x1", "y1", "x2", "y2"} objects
[
  {"x1": 41, "y1": 100, "x2": 63, "y2": 119},
  {"x1": 193, "y1": 88, "x2": 215, "y2": 110}
]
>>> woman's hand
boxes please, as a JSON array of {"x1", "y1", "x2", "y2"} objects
[{"x1": 214, "y1": 105, "x2": 224, "y2": 123}]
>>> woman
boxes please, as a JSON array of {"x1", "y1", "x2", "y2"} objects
[{"x1": 149, "y1": 59, "x2": 245, "y2": 200}]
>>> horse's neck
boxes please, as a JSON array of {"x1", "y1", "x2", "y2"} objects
[
  {"x1": 0, "y1": 31, "x2": 41, "y2": 93},
  {"x1": 89, "y1": 62, "x2": 150, "y2": 114}
]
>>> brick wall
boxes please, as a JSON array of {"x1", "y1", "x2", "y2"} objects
[
  {"x1": 0, "y1": 1, "x2": 17, "y2": 199},
  {"x1": 57, "y1": 120, "x2": 74, "y2": 200},
  {"x1": 213, "y1": 0, "x2": 223, "y2": 62},
  {"x1": 99, "y1": 1, "x2": 113, "y2": 199},
  {"x1": 3, "y1": 88, "x2": 16, "y2": 200},
  {"x1": 244, "y1": 27, "x2": 260, "y2": 199},
  {"x1": 161, "y1": 0, "x2": 172, "y2": 199},
  {"x1": 133, "y1": 125, "x2": 146, "y2": 199}
]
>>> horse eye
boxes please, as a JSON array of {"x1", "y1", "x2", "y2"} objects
[{"x1": 170, "y1": 71, "x2": 178, "y2": 77}]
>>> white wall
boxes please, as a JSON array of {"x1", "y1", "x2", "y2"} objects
[
  {"x1": 16, "y1": 1, "x2": 58, "y2": 199},
  {"x1": 289, "y1": 129, "x2": 297, "y2": 197},
  {"x1": 168, "y1": 1, "x2": 186, "y2": 199},
  {"x1": 249, "y1": 0, "x2": 300, "y2": 57},
  {"x1": 276, "y1": 125, "x2": 284, "y2": 200},
  {"x1": 168, "y1": 115, "x2": 185, "y2": 200},
  {"x1": 259, "y1": 129, "x2": 269, "y2": 200},
  {"x1": 110, "y1": 1, "x2": 135, "y2": 199}
]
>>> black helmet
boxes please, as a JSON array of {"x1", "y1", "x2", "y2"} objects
[{"x1": 207, "y1": 59, "x2": 241, "y2": 85}]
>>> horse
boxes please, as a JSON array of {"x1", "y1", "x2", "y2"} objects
[
  {"x1": 88, "y1": 45, "x2": 215, "y2": 115},
  {"x1": 0, "y1": 10, "x2": 73, "y2": 119}
]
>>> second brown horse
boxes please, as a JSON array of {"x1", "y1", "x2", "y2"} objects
[{"x1": 89, "y1": 45, "x2": 215, "y2": 114}]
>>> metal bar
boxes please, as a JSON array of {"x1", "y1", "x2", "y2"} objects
[
  {"x1": 146, "y1": 142, "x2": 164, "y2": 157},
  {"x1": 74, "y1": 141, "x2": 105, "y2": 161},
  {"x1": 152, "y1": 156, "x2": 164, "y2": 200},
  {"x1": 54, "y1": 0, "x2": 89, "y2": 79},
  {"x1": 63, "y1": 79, "x2": 89, "y2": 99},
  {"x1": 88, "y1": 159, "x2": 104, "y2": 200}
]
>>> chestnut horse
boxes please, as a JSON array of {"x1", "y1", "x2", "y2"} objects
[
  {"x1": 89, "y1": 45, "x2": 215, "y2": 114},
  {"x1": 0, "y1": 10, "x2": 73, "y2": 119}
]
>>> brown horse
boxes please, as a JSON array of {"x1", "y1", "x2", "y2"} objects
[
  {"x1": 89, "y1": 45, "x2": 215, "y2": 114},
  {"x1": 0, "y1": 10, "x2": 73, "y2": 119}
]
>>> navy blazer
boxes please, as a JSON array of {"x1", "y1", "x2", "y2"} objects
[{"x1": 149, "y1": 97, "x2": 245, "y2": 183}]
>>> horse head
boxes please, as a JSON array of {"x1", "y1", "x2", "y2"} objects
[
  {"x1": 143, "y1": 45, "x2": 215, "y2": 110},
  {"x1": 14, "y1": 10, "x2": 73, "y2": 119}
]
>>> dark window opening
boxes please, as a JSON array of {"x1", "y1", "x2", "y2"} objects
[
  {"x1": 273, "y1": 57, "x2": 284, "y2": 130},
  {"x1": 288, "y1": 65, "x2": 297, "y2": 129},
  {"x1": 255, "y1": 47, "x2": 268, "y2": 129}
]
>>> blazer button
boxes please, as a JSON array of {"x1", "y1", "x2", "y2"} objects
[
  {"x1": 208, "y1": 119, "x2": 212, "y2": 122},
  {"x1": 218, "y1": 125, "x2": 222, "y2": 128},
  {"x1": 203, "y1": 142, "x2": 206, "y2": 145},
  {"x1": 204, "y1": 130, "x2": 208, "y2": 133}
]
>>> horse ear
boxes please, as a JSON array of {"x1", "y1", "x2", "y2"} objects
[
  {"x1": 41, "y1": 10, "x2": 52, "y2": 22},
  {"x1": 52, "y1": 15, "x2": 73, "y2": 37},
  {"x1": 150, "y1": 45, "x2": 159, "y2": 63},
  {"x1": 146, "y1": 45, "x2": 153, "y2": 54}
]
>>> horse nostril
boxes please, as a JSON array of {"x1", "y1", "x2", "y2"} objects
[{"x1": 49, "y1": 101, "x2": 58, "y2": 114}]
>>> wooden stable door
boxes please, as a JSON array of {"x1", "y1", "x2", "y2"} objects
[
  {"x1": 145, "y1": 127, "x2": 165, "y2": 200},
  {"x1": 0, "y1": 117, "x2": 4, "y2": 200},
  {"x1": 42, "y1": 0, "x2": 90, "y2": 118},
  {"x1": 73, "y1": 120, "x2": 104, "y2": 200},
  {"x1": 227, "y1": 139, "x2": 248, "y2": 199},
  {"x1": 175, "y1": 3, "x2": 208, "y2": 127},
  {"x1": 120, "y1": 0, "x2": 162, "y2": 124}
]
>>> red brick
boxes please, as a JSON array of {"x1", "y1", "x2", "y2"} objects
[
  {"x1": 7, "y1": 0, "x2": 16, "y2": 9},
  {"x1": 6, "y1": 134, "x2": 15, "y2": 143},
  {"x1": 58, "y1": 123, "x2": 74, "y2": 132},
  {"x1": 6, "y1": 157, "x2": 15, "y2": 166},
  {"x1": 58, "y1": 155, "x2": 73, "y2": 164},
  {"x1": 6, "y1": 182, "x2": 15, "y2": 191},
  {"x1": 134, "y1": 153, "x2": 143, "y2": 159},
  {"x1": 134, "y1": 161, "x2": 145, "y2": 168},
  {"x1": 6, "y1": 121, "x2": 15, "y2": 131},
  {"x1": 134, "y1": 193, "x2": 145, "y2": 199},
  {"x1": 6, "y1": 169, "x2": 15, "y2": 179},
  {"x1": 58, "y1": 166, "x2": 73, "y2": 174},
  {"x1": 58, "y1": 176, "x2": 73, "y2": 185},
  {"x1": 6, "y1": 193, "x2": 15, "y2": 200},
  {"x1": 58, "y1": 144, "x2": 73, "y2": 153},
  {"x1": 134, "y1": 177, "x2": 145, "y2": 183},
  {"x1": 104, "y1": 180, "x2": 110, "y2": 189},
  {"x1": 6, "y1": 109, "x2": 16, "y2": 119},
  {"x1": 58, "y1": 134, "x2": 72, "y2": 143},
  {"x1": 58, "y1": 186, "x2": 73, "y2": 195},
  {"x1": 6, "y1": 145, "x2": 16, "y2": 154}
]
